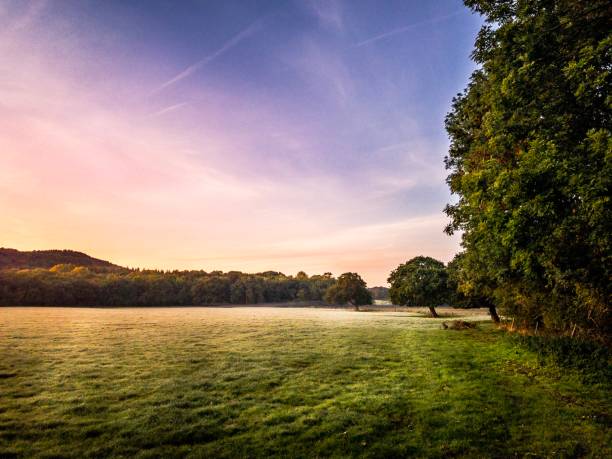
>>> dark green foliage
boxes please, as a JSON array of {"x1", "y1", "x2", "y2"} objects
[
  {"x1": 446, "y1": 253, "x2": 483, "y2": 308},
  {"x1": 0, "y1": 251, "x2": 337, "y2": 306},
  {"x1": 388, "y1": 257, "x2": 450, "y2": 316},
  {"x1": 446, "y1": 252, "x2": 502, "y2": 322},
  {"x1": 444, "y1": 0, "x2": 612, "y2": 340},
  {"x1": 191, "y1": 276, "x2": 232, "y2": 304},
  {"x1": 323, "y1": 272, "x2": 372, "y2": 308},
  {"x1": 510, "y1": 334, "x2": 611, "y2": 381}
]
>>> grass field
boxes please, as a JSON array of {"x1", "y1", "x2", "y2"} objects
[{"x1": 0, "y1": 307, "x2": 609, "y2": 458}]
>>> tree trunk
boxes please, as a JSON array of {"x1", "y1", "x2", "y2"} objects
[
  {"x1": 349, "y1": 300, "x2": 359, "y2": 311},
  {"x1": 428, "y1": 306, "x2": 439, "y2": 318},
  {"x1": 488, "y1": 305, "x2": 500, "y2": 323}
]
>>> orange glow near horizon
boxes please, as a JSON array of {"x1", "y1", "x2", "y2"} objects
[{"x1": 0, "y1": 1, "x2": 467, "y2": 286}]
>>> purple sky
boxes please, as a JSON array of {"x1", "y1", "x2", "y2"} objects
[{"x1": 0, "y1": 0, "x2": 482, "y2": 285}]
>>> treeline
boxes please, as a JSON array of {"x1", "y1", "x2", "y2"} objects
[
  {"x1": 368, "y1": 286, "x2": 389, "y2": 300},
  {"x1": 443, "y1": 1, "x2": 611, "y2": 342},
  {"x1": 0, "y1": 265, "x2": 336, "y2": 306}
]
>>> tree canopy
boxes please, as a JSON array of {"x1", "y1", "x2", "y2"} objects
[
  {"x1": 446, "y1": 252, "x2": 500, "y2": 322},
  {"x1": 388, "y1": 256, "x2": 450, "y2": 318},
  {"x1": 324, "y1": 272, "x2": 372, "y2": 310},
  {"x1": 445, "y1": 0, "x2": 611, "y2": 340}
]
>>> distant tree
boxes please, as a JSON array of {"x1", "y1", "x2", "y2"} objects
[
  {"x1": 324, "y1": 272, "x2": 372, "y2": 310},
  {"x1": 308, "y1": 274, "x2": 336, "y2": 301},
  {"x1": 49, "y1": 264, "x2": 75, "y2": 273},
  {"x1": 191, "y1": 276, "x2": 231, "y2": 304},
  {"x1": 259, "y1": 271, "x2": 285, "y2": 278},
  {"x1": 388, "y1": 257, "x2": 449, "y2": 318},
  {"x1": 229, "y1": 279, "x2": 246, "y2": 304},
  {"x1": 244, "y1": 277, "x2": 265, "y2": 304}
]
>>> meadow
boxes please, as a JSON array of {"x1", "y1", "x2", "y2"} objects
[{"x1": 0, "y1": 307, "x2": 609, "y2": 458}]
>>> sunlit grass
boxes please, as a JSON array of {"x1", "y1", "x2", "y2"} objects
[{"x1": 0, "y1": 307, "x2": 609, "y2": 458}]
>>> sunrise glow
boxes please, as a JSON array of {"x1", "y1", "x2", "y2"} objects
[{"x1": 0, "y1": 1, "x2": 481, "y2": 284}]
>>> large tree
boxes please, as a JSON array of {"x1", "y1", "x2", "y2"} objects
[
  {"x1": 324, "y1": 272, "x2": 372, "y2": 310},
  {"x1": 445, "y1": 1, "x2": 611, "y2": 339},
  {"x1": 388, "y1": 257, "x2": 450, "y2": 318},
  {"x1": 446, "y1": 252, "x2": 500, "y2": 323}
]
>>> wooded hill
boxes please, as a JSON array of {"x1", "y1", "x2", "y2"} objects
[
  {"x1": 368, "y1": 286, "x2": 389, "y2": 300},
  {"x1": 0, "y1": 248, "x2": 337, "y2": 307},
  {"x1": 0, "y1": 248, "x2": 121, "y2": 271}
]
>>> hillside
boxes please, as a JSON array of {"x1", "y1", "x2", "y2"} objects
[
  {"x1": 0, "y1": 249, "x2": 337, "y2": 306},
  {"x1": 0, "y1": 248, "x2": 120, "y2": 271},
  {"x1": 369, "y1": 286, "x2": 389, "y2": 300}
]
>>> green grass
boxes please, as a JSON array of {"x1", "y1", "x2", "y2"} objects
[{"x1": 0, "y1": 307, "x2": 609, "y2": 458}]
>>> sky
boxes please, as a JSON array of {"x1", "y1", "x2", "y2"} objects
[{"x1": 0, "y1": 0, "x2": 482, "y2": 285}]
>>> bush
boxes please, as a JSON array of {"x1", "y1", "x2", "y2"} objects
[{"x1": 510, "y1": 334, "x2": 611, "y2": 381}]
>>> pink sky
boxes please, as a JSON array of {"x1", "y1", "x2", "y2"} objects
[{"x1": 0, "y1": 1, "x2": 474, "y2": 285}]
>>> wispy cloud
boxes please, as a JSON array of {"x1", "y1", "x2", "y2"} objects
[
  {"x1": 147, "y1": 102, "x2": 188, "y2": 118},
  {"x1": 354, "y1": 10, "x2": 462, "y2": 47},
  {"x1": 306, "y1": 0, "x2": 344, "y2": 32},
  {"x1": 150, "y1": 18, "x2": 264, "y2": 95},
  {"x1": 288, "y1": 38, "x2": 353, "y2": 105},
  {"x1": 0, "y1": 1, "x2": 467, "y2": 284}
]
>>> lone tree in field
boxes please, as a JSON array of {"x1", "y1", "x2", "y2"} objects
[
  {"x1": 324, "y1": 272, "x2": 372, "y2": 310},
  {"x1": 388, "y1": 257, "x2": 449, "y2": 318}
]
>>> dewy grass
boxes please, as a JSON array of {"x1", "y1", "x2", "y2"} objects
[{"x1": 0, "y1": 307, "x2": 610, "y2": 458}]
